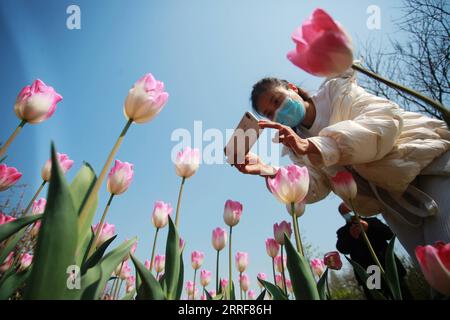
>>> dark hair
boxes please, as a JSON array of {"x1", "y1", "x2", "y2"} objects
[{"x1": 250, "y1": 77, "x2": 312, "y2": 117}]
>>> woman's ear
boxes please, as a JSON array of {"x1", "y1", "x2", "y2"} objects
[{"x1": 287, "y1": 83, "x2": 299, "y2": 93}]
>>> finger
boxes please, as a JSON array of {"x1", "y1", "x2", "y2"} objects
[{"x1": 258, "y1": 120, "x2": 284, "y2": 130}]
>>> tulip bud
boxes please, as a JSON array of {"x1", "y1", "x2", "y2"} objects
[
  {"x1": 144, "y1": 259, "x2": 151, "y2": 270},
  {"x1": 14, "y1": 79, "x2": 63, "y2": 124},
  {"x1": 152, "y1": 201, "x2": 172, "y2": 229},
  {"x1": 239, "y1": 273, "x2": 250, "y2": 292},
  {"x1": 257, "y1": 272, "x2": 267, "y2": 288},
  {"x1": 235, "y1": 252, "x2": 249, "y2": 273},
  {"x1": 273, "y1": 221, "x2": 292, "y2": 245},
  {"x1": 275, "y1": 274, "x2": 285, "y2": 290},
  {"x1": 92, "y1": 222, "x2": 115, "y2": 247},
  {"x1": 200, "y1": 270, "x2": 212, "y2": 287},
  {"x1": 223, "y1": 200, "x2": 243, "y2": 227},
  {"x1": 191, "y1": 251, "x2": 205, "y2": 270},
  {"x1": 154, "y1": 254, "x2": 165, "y2": 274},
  {"x1": 0, "y1": 164, "x2": 22, "y2": 192},
  {"x1": 265, "y1": 238, "x2": 280, "y2": 258},
  {"x1": 310, "y1": 258, "x2": 326, "y2": 277},
  {"x1": 32, "y1": 198, "x2": 46, "y2": 215},
  {"x1": 179, "y1": 238, "x2": 185, "y2": 252},
  {"x1": 18, "y1": 253, "x2": 33, "y2": 272},
  {"x1": 287, "y1": 201, "x2": 305, "y2": 218},
  {"x1": 212, "y1": 227, "x2": 227, "y2": 251},
  {"x1": 0, "y1": 252, "x2": 14, "y2": 273},
  {"x1": 107, "y1": 160, "x2": 134, "y2": 195},
  {"x1": 41, "y1": 153, "x2": 74, "y2": 182},
  {"x1": 248, "y1": 289, "x2": 256, "y2": 300},
  {"x1": 274, "y1": 255, "x2": 287, "y2": 273},
  {"x1": 324, "y1": 251, "x2": 343, "y2": 270},
  {"x1": 174, "y1": 147, "x2": 200, "y2": 178},
  {"x1": 115, "y1": 261, "x2": 132, "y2": 280},
  {"x1": 124, "y1": 73, "x2": 169, "y2": 124},
  {"x1": 0, "y1": 212, "x2": 16, "y2": 225},
  {"x1": 331, "y1": 171, "x2": 357, "y2": 201}
]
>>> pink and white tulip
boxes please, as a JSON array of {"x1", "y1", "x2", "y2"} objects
[
  {"x1": 115, "y1": 261, "x2": 132, "y2": 280},
  {"x1": 0, "y1": 164, "x2": 22, "y2": 192},
  {"x1": 126, "y1": 275, "x2": 135, "y2": 293},
  {"x1": 265, "y1": 238, "x2": 280, "y2": 258},
  {"x1": 174, "y1": 147, "x2": 200, "y2": 178},
  {"x1": 92, "y1": 222, "x2": 115, "y2": 247},
  {"x1": 14, "y1": 79, "x2": 63, "y2": 124},
  {"x1": 267, "y1": 165, "x2": 309, "y2": 205},
  {"x1": 18, "y1": 253, "x2": 33, "y2": 272},
  {"x1": 310, "y1": 258, "x2": 326, "y2": 277},
  {"x1": 275, "y1": 274, "x2": 285, "y2": 289},
  {"x1": 0, "y1": 252, "x2": 14, "y2": 273},
  {"x1": 324, "y1": 251, "x2": 343, "y2": 270},
  {"x1": 144, "y1": 259, "x2": 151, "y2": 270},
  {"x1": 274, "y1": 255, "x2": 287, "y2": 273},
  {"x1": 107, "y1": 160, "x2": 134, "y2": 195},
  {"x1": 191, "y1": 251, "x2": 205, "y2": 270},
  {"x1": 287, "y1": 8, "x2": 353, "y2": 77},
  {"x1": 208, "y1": 290, "x2": 216, "y2": 298},
  {"x1": 154, "y1": 254, "x2": 165, "y2": 274},
  {"x1": 220, "y1": 279, "x2": 228, "y2": 291},
  {"x1": 212, "y1": 227, "x2": 227, "y2": 251},
  {"x1": 223, "y1": 200, "x2": 243, "y2": 227},
  {"x1": 124, "y1": 73, "x2": 169, "y2": 124},
  {"x1": 152, "y1": 201, "x2": 172, "y2": 229},
  {"x1": 239, "y1": 273, "x2": 250, "y2": 292},
  {"x1": 257, "y1": 273, "x2": 267, "y2": 288},
  {"x1": 286, "y1": 279, "x2": 293, "y2": 294},
  {"x1": 331, "y1": 171, "x2": 357, "y2": 201},
  {"x1": 32, "y1": 198, "x2": 46, "y2": 215},
  {"x1": 248, "y1": 290, "x2": 256, "y2": 300},
  {"x1": 0, "y1": 212, "x2": 16, "y2": 225},
  {"x1": 41, "y1": 153, "x2": 74, "y2": 182},
  {"x1": 274, "y1": 221, "x2": 292, "y2": 245},
  {"x1": 235, "y1": 252, "x2": 249, "y2": 273},
  {"x1": 415, "y1": 241, "x2": 450, "y2": 295},
  {"x1": 200, "y1": 270, "x2": 212, "y2": 287},
  {"x1": 179, "y1": 238, "x2": 186, "y2": 252}
]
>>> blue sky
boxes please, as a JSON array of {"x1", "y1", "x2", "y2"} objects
[{"x1": 0, "y1": 0, "x2": 408, "y2": 296}]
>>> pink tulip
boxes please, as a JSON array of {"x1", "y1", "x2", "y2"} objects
[
  {"x1": 200, "y1": 293, "x2": 207, "y2": 300},
  {"x1": 267, "y1": 165, "x2": 309, "y2": 205},
  {"x1": 41, "y1": 153, "x2": 74, "y2": 181},
  {"x1": 0, "y1": 252, "x2": 14, "y2": 273},
  {"x1": 123, "y1": 239, "x2": 138, "y2": 261},
  {"x1": 265, "y1": 238, "x2": 280, "y2": 258},
  {"x1": 154, "y1": 254, "x2": 165, "y2": 274},
  {"x1": 0, "y1": 164, "x2": 22, "y2": 192},
  {"x1": 324, "y1": 251, "x2": 343, "y2": 270},
  {"x1": 200, "y1": 270, "x2": 212, "y2": 287},
  {"x1": 19, "y1": 253, "x2": 33, "y2": 272},
  {"x1": 331, "y1": 171, "x2": 357, "y2": 201},
  {"x1": 239, "y1": 273, "x2": 250, "y2": 292},
  {"x1": 415, "y1": 241, "x2": 450, "y2": 295},
  {"x1": 30, "y1": 220, "x2": 41, "y2": 238},
  {"x1": 185, "y1": 280, "x2": 197, "y2": 297},
  {"x1": 235, "y1": 252, "x2": 249, "y2": 273},
  {"x1": 152, "y1": 201, "x2": 172, "y2": 229},
  {"x1": 274, "y1": 255, "x2": 287, "y2": 273},
  {"x1": 209, "y1": 290, "x2": 216, "y2": 298},
  {"x1": 286, "y1": 201, "x2": 305, "y2": 217},
  {"x1": 287, "y1": 8, "x2": 353, "y2": 77},
  {"x1": 0, "y1": 212, "x2": 16, "y2": 225},
  {"x1": 311, "y1": 258, "x2": 326, "y2": 277},
  {"x1": 274, "y1": 221, "x2": 292, "y2": 245},
  {"x1": 220, "y1": 279, "x2": 228, "y2": 291},
  {"x1": 92, "y1": 222, "x2": 115, "y2": 247},
  {"x1": 179, "y1": 238, "x2": 185, "y2": 252},
  {"x1": 212, "y1": 227, "x2": 227, "y2": 251},
  {"x1": 223, "y1": 199, "x2": 243, "y2": 227},
  {"x1": 14, "y1": 79, "x2": 63, "y2": 124},
  {"x1": 191, "y1": 251, "x2": 205, "y2": 270},
  {"x1": 275, "y1": 274, "x2": 285, "y2": 289},
  {"x1": 257, "y1": 272, "x2": 267, "y2": 288},
  {"x1": 144, "y1": 259, "x2": 151, "y2": 270},
  {"x1": 248, "y1": 289, "x2": 256, "y2": 300},
  {"x1": 32, "y1": 198, "x2": 46, "y2": 215},
  {"x1": 126, "y1": 275, "x2": 135, "y2": 293},
  {"x1": 174, "y1": 147, "x2": 200, "y2": 178},
  {"x1": 286, "y1": 279, "x2": 293, "y2": 294},
  {"x1": 107, "y1": 160, "x2": 134, "y2": 195},
  {"x1": 116, "y1": 261, "x2": 132, "y2": 280},
  {"x1": 124, "y1": 73, "x2": 169, "y2": 124}
]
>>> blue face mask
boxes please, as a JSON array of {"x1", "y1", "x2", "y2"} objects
[{"x1": 273, "y1": 96, "x2": 306, "y2": 127}]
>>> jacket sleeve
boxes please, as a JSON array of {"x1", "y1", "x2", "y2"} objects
[
  {"x1": 307, "y1": 75, "x2": 404, "y2": 167},
  {"x1": 366, "y1": 218, "x2": 394, "y2": 241},
  {"x1": 336, "y1": 226, "x2": 353, "y2": 254}
]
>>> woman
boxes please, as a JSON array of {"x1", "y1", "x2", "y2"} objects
[{"x1": 233, "y1": 66, "x2": 450, "y2": 259}]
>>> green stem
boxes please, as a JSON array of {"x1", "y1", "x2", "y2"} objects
[
  {"x1": 228, "y1": 226, "x2": 233, "y2": 300},
  {"x1": 239, "y1": 271, "x2": 243, "y2": 300},
  {"x1": 291, "y1": 202, "x2": 304, "y2": 256},
  {"x1": 280, "y1": 245, "x2": 288, "y2": 297},
  {"x1": 149, "y1": 228, "x2": 159, "y2": 272},
  {"x1": 109, "y1": 278, "x2": 117, "y2": 298},
  {"x1": 78, "y1": 119, "x2": 133, "y2": 236},
  {"x1": 351, "y1": 63, "x2": 450, "y2": 126},
  {"x1": 349, "y1": 199, "x2": 385, "y2": 275},
  {"x1": 192, "y1": 269, "x2": 197, "y2": 300},
  {"x1": 0, "y1": 120, "x2": 26, "y2": 158},
  {"x1": 272, "y1": 257, "x2": 276, "y2": 284},
  {"x1": 23, "y1": 181, "x2": 46, "y2": 216},
  {"x1": 114, "y1": 279, "x2": 124, "y2": 300},
  {"x1": 325, "y1": 271, "x2": 332, "y2": 300},
  {"x1": 87, "y1": 193, "x2": 114, "y2": 258},
  {"x1": 216, "y1": 250, "x2": 220, "y2": 293},
  {"x1": 175, "y1": 177, "x2": 186, "y2": 228}
]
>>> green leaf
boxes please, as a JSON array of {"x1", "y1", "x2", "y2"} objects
[
  {"x1": 345, "y1": 256, "x2": 387, "y2": 300},
  {"x1": 71, "y1": 163, "x2": 98, "y2": 264},
  {"x1": 163, "y1": 217, "x2": 180, "y2": 300},
  {"x1": 317, "y1": 267, "x2": 329, "y2": 300},
  {"x1": 0, "y1": 215, "x2": 41, "y2": 243},
  {"x1": 81, "y1": 235, "x2": 117, "y2": 274},
  {"x1": 284, "y1": 234, "x2": 320, "y2": 300},
  {"x1": 24, "y1": 143, "x2": 78, "y2": 300},
  {"x1": 0, "y1": 269, "x2": 31, "y2": 300},
  {"x1": 121, "y1": 288, "x2": 136, "y2": 300},
  {"x1": 175, "y1": 252, "x2": 184, "y2": 300},
  {"x1": 81, "y1": 237, "x2": 137, "y2": 300},
  {"x1": 213, "y1": 293, "x2": 223, "y2": 300},
  {"x1": 230, "y1": 280, "x2": 236, "y2": 300},
  {"x1": 0, "y1": 227, "x2": 26, "y2": 265},
  {"x1": 385, "y1": 237, "x2": 402, "y2": 300},
  {"x1": 131, "y1": 254, "x2": 165, "y2": 300},
  {"x1": 257, "y1": 278, "x2": 287, "y2": 300},
  {"x1": 204, "y1": 288, "x2": 213, "y2": 300},
  {"x1": 256, "y1": 289, "x2": 266, "y2": 300}
]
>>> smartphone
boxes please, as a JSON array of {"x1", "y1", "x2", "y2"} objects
[{"x1": 224, "y1": 111, "x2": 262, "y2": 165}]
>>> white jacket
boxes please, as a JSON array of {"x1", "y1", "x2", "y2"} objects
[{"x1": 284, "y1": 68, "x2": 450, "y2": 216}]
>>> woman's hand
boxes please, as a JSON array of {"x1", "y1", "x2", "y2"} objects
[
  {"x1": 234, "y1": 152, "x2": 276, "y2": 177},
  {"x1": 258, "y1": 120, "x2": 319, "y2": 157}
]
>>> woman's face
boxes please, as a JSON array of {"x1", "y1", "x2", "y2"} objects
[{"x1": 256, "y1": 85, "x2": 304, "y2": 120}]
